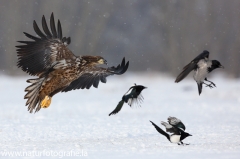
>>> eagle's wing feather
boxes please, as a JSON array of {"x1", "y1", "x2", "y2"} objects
[
  {"x1": 16, "y1": 13, "x2": 76, "y2": 76},
  {"x1": 62, "y1": 58, "x2": 129, "y2": 92}
]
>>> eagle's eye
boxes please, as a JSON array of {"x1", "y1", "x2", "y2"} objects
[{"x1": 98, "y1": 58, "x2": 107, "y2": 65}]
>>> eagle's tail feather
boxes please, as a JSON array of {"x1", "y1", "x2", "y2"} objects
[{"x1": 24, "y1": 78, "x2": 44, "y2": 113}]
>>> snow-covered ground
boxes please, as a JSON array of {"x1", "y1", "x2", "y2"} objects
[{"x1": 0, "y1": 73, "x2": 240, "y2": 159}]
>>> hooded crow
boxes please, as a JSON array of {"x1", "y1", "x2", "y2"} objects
[
  {"x1": 150, "y1": 116, "x2": 192, "y2": 145},
  {"x1": 175, "y1": 50, "x2": 224, "y2": 95},
  {"x1": 109, "y1": 84, "x2": 147, "y2": 116}
]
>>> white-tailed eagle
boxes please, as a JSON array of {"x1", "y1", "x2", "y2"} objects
[{"x1": 16, "y1": 13, "x2": 129, "y2": 113}]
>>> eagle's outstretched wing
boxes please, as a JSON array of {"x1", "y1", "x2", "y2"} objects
[
  {"x1": 62, "y1": 58, "x2": 129, "y2": 91},
  {"x1": 16, "y1": 13, "x2": 76, "y2": 76}
]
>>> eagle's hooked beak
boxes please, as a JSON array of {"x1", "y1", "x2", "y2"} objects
[
  {"x1": 220, "y1": 65, "x2": 224, "y2": 69},
  {"x1": 104, "y1": 59, "x2": 107, "y2": 65},
  {"x1": 98, "y1": 58, "x2": 107, "y2": 65}
]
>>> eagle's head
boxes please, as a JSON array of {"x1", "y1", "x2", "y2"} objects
[
  {"x1": 97, "y1": 56, "x2": 107, "y2": 65},
  {"x1": 82, "y1": 56, "x2": 107, "y2": 65}
]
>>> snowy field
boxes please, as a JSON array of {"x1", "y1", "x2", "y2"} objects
[{"x1": 0, "y1": 73, "x2": 240, "y2": 159}]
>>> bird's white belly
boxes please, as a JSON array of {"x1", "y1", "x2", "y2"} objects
[
  {"x1": 193, "y1": 60, "x2": 209, "y2": 82},
  {"x1": 193, "y1": 69, "x2": 208, "y2": 82},
  {"x1": 170, "y1": 135, "x2": 181, "y2": 143}
]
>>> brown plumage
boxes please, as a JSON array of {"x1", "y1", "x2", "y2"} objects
[{"x1": 16, "y1": 13, "x2": 129, "y2": 113}]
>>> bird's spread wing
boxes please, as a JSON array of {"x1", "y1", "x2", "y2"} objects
[
  {"x1": 109, "y1": 100, "x2": 125, "y2": 116},
  {"x1": 16, "y1": 13, "x2": 76, "y2": 76},
  {"x1": 175, "y1": 62, "x2": 197, "y2": 83},
  {"x1": 123, "y1": 85, "x2": 145, "y2": 107},
  {"x1": 168, "y1": 116, "x2": 186, "y2": 131},
  {"x1": 150, "y1": 121, "x2": 170, "y2": 140},
  {"x1": 190, "y1": 50, "x2": 209, "y2": 65},
  {"x1": 161, "y1": 121, "x2": 180, "y2": 135},
  {"x1": 62, "y1": 58, "x2": 129, "y2": 91},
  {"x1": 126, "y1": 93, "x2": 144, "y2": 107},
  {"x1": 175, "y1": 50, "x2": 209, "y2": 83},
  {"x1": 124, "y1": 86, "x2": 135, "y2": 96}
]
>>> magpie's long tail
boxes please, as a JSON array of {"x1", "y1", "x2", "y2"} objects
[
  {"x1": 109, "y1": 100, "x2": 124, "y2": 116},
  {"x1": 150, "y1": 121, "x2": 170, "y2": 141}
]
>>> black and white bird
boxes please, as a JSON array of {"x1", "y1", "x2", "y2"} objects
[
  {"x1": 109, "y1": 84, "x2": 147, "y2": 116},
  {"x1": 175, "y1": 50, "x2": 224, "y2": 95},
  {"x1": 150, "y1": 116, "x2": 192, "y2": 145}
]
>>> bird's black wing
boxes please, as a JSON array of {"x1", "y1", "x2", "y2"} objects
[
  {"x1": 168, "y1": 116, "x2": 186, "y2": 131},
  {"x1": 16, "y1": 13, "x2": 76, "y2": 76},
  {"x1": 175, "y1": 63, "x2": 197, "y2": 83},
  {"x1": 189, "y1": 50, "x2": 209, "y2": 65},
  {"x1": 126, "y1": 93, "x2": 144, "y2": 107},
  {"x1": 62, "y1": 58, "x2": 129, "y2": 92},
  {"x1": 175, "y1": 50, "x2": 209, "y2": 83},
  {"x1": 150, "y1": 121, "x2": 170, "y2": 140},
  {"x1": 109, "y1": 100, "x2": 125, "y2": 116},
  {"x1": 161, "y1": 121, "x2": 180, "y2": 135},
  {"x1": 123, "y1": 85, "x2": 145, "y2": 107}
]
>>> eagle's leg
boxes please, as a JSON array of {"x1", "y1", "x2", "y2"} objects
[
  {"x1": 205, "y1": 78, "x2": 216, "y2": 87},
  {"x1": 40, "y1": 96, "x2": 52, "y2": 108}
]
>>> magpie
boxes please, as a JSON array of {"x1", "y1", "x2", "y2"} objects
[
  {"x1": 150, "y1": 116, "x2": 192, "y2": 145},
  {"x1": 175, "y1": 50, "x2": 224, "y2": 95},
  {"x1": 109, "y1": 84, "x2": 147, "y2": 116}
]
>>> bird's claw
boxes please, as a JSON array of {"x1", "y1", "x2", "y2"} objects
[
  {"x1": 178, "y1": 142, "x2": 190, "y2": 146},
  {"x1": 210, "y1": 82, "x2": 216, "y2": 87},
  {"x1": 204, "y1": 82, "x2": 216, "y2": 89},
  {"x1": 205, "y1": 84, "x2": 214, "y2": 88}
]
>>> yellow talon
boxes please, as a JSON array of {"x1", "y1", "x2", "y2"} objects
[{"x1": 40, "y1": 96, "x2": 52, "y2": 108}]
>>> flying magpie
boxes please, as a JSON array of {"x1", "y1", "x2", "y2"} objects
[
  {"x1": 150, "y1": 116, "x2": 192, "y2": 145},
  {"x1": 175, "y1": 50, "x2": 224, "y2": 95},
  {"x1": 109, "y1": 84, "x2": 147, "y2": 116}
]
